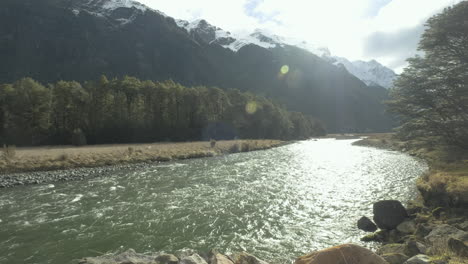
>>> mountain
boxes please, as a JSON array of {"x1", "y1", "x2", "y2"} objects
[
  {"x1": 0, "y1": 0, "x2": 394, "y2": 132},
  {"x1": 175, "y1": 19, "x2": 397, "y2": 89},
  {"x1": 327, "y1": 57, "x2": 398, "y2": 89}
]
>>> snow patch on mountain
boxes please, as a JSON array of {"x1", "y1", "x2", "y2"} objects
[
  {"x1": 330, "y1": 57, "x2": 397, "y2": 89},
  {"x1": 100, "y1": 0, "x2": 147, "y2": 12},
  {"x1": 74, "y1": 0, "x2": 167, "y2": 19}
]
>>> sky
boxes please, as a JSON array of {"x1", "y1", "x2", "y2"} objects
[{"x1": 139, "y1": 0, "x2": 463, "y2": 73}]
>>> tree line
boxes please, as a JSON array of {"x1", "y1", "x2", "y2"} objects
[
  {"x1": 387, "y1": 1, "x2": 468, "y2": 149},
  {"x1": 0, "y1": 76, "x2": 325, "y2": 146}
]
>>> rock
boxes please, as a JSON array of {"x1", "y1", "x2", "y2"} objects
[
  {"x1": 405, "y1": 240, "x2": 427, "y2": 256},
  {"x1": 456, "y1": 221, "x2": 468, "y2": 231},
  {"x1": 180, "y1": 254, "x2": 208, "y2": 264},
  {"x1": 361, "y1": 230, "x2": 388, "y2": 242},
  {"x1": 79, "y1": 249, "x2": 158, "y2": 264},
  {"x1": 235, "y1": 252, "x2": 268, "y2": 264},
  {"x1": 377, "y1": 244, "x2": 406, "y2": 255},
  {"x1": 405, "y1": 202, "x2": 425, "y2": 216},
  {"x1": 357, "y1": 216, "x2": 378, "y2": 232},
  {"x1": 381, "y1": 253, "x2": 409, "y2": 264},
  {"x1": 397, "y1": 220, "x2": 417, "y2": 234},
  {"x1": 430, "y1": 260, "x2": 448, "y2": 264},
  {"x1": 388, "y1": 229, "x2": 405, "y2": 243},
  {"x1": 211, "y1": 253, "x2": 233, "y2": 264},
  {"x1": 431, "y1": 207, "x2": 444, "y2": 218},
  {"x1": 373, "y1": 200, "x2": 408, "y2": 230},
  {"x1": 414, "y1": 214, "x2": 430, "y2": 224},
  {"x1": 414, "y1": 224, "x2": 432, "y2": 238},
  {"x1": 295, "y1": 244, "x2": 387, "y2": 264},
  {"x1": 155, "y1": 254, "x2": 179, "y2": 264},
  {"x1": 424, "y1": 224, "x2": 467, "y2": 244},
  {"x1": 447, "y1": 237, "x2": 468, "y2": 257},
  {"x1": 446, "y1": 217, "x2": 464, "y2": 225},
  {"x1": 403, "y1": 254, "x2": 430, "y2": 264}
]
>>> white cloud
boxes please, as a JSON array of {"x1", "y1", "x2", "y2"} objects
[{"x1": 139, "y1": 0, "x2": 462, "y2": 73}]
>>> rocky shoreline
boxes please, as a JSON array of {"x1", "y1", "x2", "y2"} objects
[
  {"x1": 78, "y1": 245, "x2": 390, "y2": 264},
  {"x1": 353, "y1": 135, "x2": 468, "y2": 264},
  {"x1": 0, "y1": 162, "x2": 153, "y2": 188},
  {"x1": 77, "y1": 197, "x2": 468, "y2": 264}
]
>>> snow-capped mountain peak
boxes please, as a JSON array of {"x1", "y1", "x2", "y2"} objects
[
  {"x1": 330, "y1": 57, "x2": 397, "y2": 89},
  {"x1": 70, "y1": 1, "x2": 397, "y2": 89},
  {"x1": 175, "y1": 18, "x2": 397, "y2": 88}
]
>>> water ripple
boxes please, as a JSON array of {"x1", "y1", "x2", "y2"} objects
[{"x1": 0, "y1": 139, "x2": 427, "y2": 264}]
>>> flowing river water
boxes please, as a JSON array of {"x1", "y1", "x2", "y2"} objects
[{"x1": 0, "y1": 139, "x2": 428, "y2": 264}]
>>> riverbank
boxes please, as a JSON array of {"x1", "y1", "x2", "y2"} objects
[
  {"x1": 354, "y1": 134, "x2": 468, "y2": 208},
  {"x1": 354, "y1": 134, "x2": 468, "y2": 263},
  {"x1": 0, "y1": 140, "x2": 284, "y2": 187}
]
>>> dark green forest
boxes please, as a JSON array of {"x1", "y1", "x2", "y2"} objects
[{"x1": 0, "y1": 77, "x2": 325, "y2": 146}]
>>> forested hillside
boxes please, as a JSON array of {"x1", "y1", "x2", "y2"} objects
[
  {"x1": 0, "y1": 0, "x2": 394, "y2": 133},
  {"x1": 0, "y1": 77, "x2": 325, "y2": 146}
]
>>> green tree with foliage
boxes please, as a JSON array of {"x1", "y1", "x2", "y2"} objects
[
  {"x1": 5, "y1": 78, "x2": 52, "y2": 145},
  {"x1": 388, "y1": 1, "x2": 468, "y2": 148},
  {"x1": 0, "y1": 76, "x2": 326, "y2": 146}
]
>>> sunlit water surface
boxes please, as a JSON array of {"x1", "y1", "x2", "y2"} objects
[{"x1": 0, "y1": 139, "x2": 427, "y2": 264}]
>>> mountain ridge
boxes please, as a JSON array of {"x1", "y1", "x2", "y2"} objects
[
  {"x1": 0, "y1": 0, "x2": 395, "y2": 132},
  {"x1": 173, "y1": 17, "x2": 397, "y2": 89}
]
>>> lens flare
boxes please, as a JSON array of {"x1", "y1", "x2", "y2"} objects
[
  {"x1": 280, "y1": 65, "x2": 290, "y2": 75},
  {"x1": 245, "y1": 101, "x2": 257, "y2": 114}
]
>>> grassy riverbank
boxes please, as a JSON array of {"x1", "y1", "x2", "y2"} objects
[{"x1": 0, "y1": 140, "x2": 284, "y2": 174}]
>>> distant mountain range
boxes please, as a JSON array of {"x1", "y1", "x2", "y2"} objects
[
  {"x1": 175, "y1": 19, "x2": 398, "y2": 89},
  {"x1": 0, "y1": 0, "x2": 396, "y2": 132}
]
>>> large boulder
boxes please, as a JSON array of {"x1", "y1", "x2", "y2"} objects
[
  {"x1": 180, "y1": 254, "x2": 208, "y2": 264},
  {"x1": 358, "y1": 216, "x2": 378, "y2": 232},
  {"x1": 234, "y1": 253, "x2": 268, "y2": 264},
  {"x1": 403, "y1": 254, "x2": 430, "y2": 264},
  {"x1": 373, "y1": 200, "x2": 408, "y2": 230},
  {"x1": 294, "y1": 244, "x2": 387, "y2": 264},
  {"x1": 211, "y1": 253, "x2": 234, "y2": 264},
  {"x1": 155, "y1": 254, "x2": 179, "y2": 264}
]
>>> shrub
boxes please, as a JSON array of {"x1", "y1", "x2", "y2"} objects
[
  {"x1": 210, "y1": 139, "x2": 216, "y2": 148},
  {"x1": 57, "y1": 153, "x2": 69, "y2": 161},
  {"x1": 241, "y1": 142, "x2": 251, "y2": 152},
  {"x1": 228, "y1": 143, "x2": 240, "y2": 153},
  {"x1": 127, "y1": 147, "x2": 134, "y2": 156},
  {"x1": 71, "y1": 128, "x2": 87, "y2": 146},
  {"x1": 2, "y1": 144, "x2": 16, "y2": 160}
]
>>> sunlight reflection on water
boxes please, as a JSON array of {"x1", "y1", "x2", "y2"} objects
[{"x1": 0, "y1": 139, "x2": 427, "y2": 264}]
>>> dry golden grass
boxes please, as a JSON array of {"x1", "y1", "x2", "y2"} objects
[{"x1": 0, "y1": 140, "x2": 284, "y2": 174}]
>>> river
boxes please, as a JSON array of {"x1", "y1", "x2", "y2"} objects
[{"x1": 0, "y1": 139, "x2": 428, "y2": 264}]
